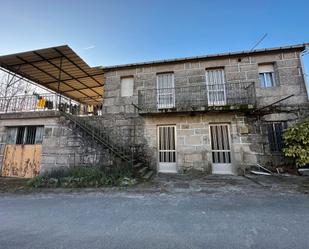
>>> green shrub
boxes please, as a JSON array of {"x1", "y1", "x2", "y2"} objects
[
  {"x1": 27, "y1": 175, "x2": 46, "y2": 188},
  {"x1": 283, "y1": 120, "x2": 309, "y2": 167},
  {"x1": 27, "y1": 162, "x2": 136, "y2": 188}
]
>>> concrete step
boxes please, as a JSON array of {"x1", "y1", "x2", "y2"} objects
[
  {"x1": 133, "y1": 162, "x2": 143, "y2": 169},
  {"x1": 137, "y1": 167, "x2": 148, "y2": 176},
  {"x1": 142, "y1": 170, "x2": 154, "y2": 180}
]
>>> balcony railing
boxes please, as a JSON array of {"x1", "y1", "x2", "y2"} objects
[
  {"x1": 138, "y1": 82, "x2": 256, "y2": 113},
  {"x1": 0, "y1": 93, "x2": 79, "y2": 114}
]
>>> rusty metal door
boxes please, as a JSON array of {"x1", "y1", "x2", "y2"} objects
[{"x1": 2, "y1": 144, "x2": 42, "y2": 178}]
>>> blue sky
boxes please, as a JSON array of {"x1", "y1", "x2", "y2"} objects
[{"x1": 0, "y1": 0, "x2": 308, "y2": 73}]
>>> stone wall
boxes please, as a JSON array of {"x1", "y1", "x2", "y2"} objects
[
  {"x1": 143, "y1": 112, "x2": 252, "y2": 174},
  {"x1": 0, "y1": 112, "x2": 109, "y2": 175},
  {"x1": 100, "y1": 47, "x2": 309, "y2": 174},
  {"x1": 246, "y1": 104, "x2": 309, "y2": 170},
  {"x1": 103, "y1": 48, "x2": 308, "y2": 113}
]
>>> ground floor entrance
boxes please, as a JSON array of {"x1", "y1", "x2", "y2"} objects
[
  {"x1": 210, "y1": 124, "x2": 233, "y2": 174},
  {"x1": 158, "y1": 125, "x2": 177, "y2": 173}
]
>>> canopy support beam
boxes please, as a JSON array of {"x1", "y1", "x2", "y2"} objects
[{"x1": 57, "y1": 56, "x2": 63, "y2": 107}]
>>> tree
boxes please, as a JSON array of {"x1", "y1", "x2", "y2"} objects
[
  {"x1": 283, "y1": 120, "x2": 309, "y2": 167},
  {"x1": 0, "y1": 71, "x2": 36, "y2": 112}
]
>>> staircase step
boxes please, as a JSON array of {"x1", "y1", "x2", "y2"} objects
[
  {"x1": 142, "y1": 170, "x2": 154, "y2": 180},
  {"x1": 137, "y1": 167, "x2": 148, "y2": 176},
  {"x1": 133, "y1": 162, "x2": 143, "y2": 169}
]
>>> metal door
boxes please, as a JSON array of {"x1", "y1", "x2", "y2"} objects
[
  {"x1": 158, "y1": 125, "x2": 177, "y2": 173},
  {"x1": 210, "y1": 124, "x2": 233, "y2": 174},
  {"x1": 206, "y1": 69, "x2": 226, "y2": 106}
]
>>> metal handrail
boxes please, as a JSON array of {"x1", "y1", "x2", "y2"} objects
[
  {"x1": 0, "y1": 93, "x2": 78, "y2": 114},
  {"x1": 138, "y1": 81, "x2": 256, "y2": 112},
  {"x1": 60, "y1": 111, "x2": 133, "y2": 163}
]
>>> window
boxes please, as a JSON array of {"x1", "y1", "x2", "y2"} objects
[
  {"x1": 205, "y1": 68, "x2": 226, "y2": 106},
  {"x1": 157, "y1": 73, "x2": 175, "y2": 109},
  {"x1": 6, "y1": 126, "x2": 44, "y2": 145},
  {"x1": 259, "y1": 64, "x2": 276, "y2": 88},
  {"x1": 121, "y1": 77, "x2": 134, "y2": 97},
  {"x1": 267, "y1": 122, "x2": 287, "y2": 152}
]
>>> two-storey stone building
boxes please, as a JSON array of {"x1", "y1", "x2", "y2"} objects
[
  {"x1": 102, "y1": 44, "x2": 309, "y2": 174},
  {"x1": 0, "y1": 43, "x2": 308, "y2": 177}
]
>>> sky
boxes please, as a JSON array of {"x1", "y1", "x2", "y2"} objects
[{"x1": 0, "y1": 0, "x2": 308, "y2": 73}]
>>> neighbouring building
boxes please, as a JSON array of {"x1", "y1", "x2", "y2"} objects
[{"x1": 0, "y1": 43, "x2": 308, "y2": 177}]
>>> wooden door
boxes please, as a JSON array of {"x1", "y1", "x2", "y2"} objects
[{"x1": 2, "y1": 144, "x2": 42, "y2": 178}]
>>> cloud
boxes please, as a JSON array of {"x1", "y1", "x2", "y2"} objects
[{"x1": 83, "y1": 45, "x2": 96, "y2": 50}]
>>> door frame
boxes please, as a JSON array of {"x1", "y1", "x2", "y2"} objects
[
  {"x1": 157, "y1": 125, "x2": 177, "y2": 173},
  {"x1": 209, "y1": 123, "x2": 234, "y2": 175}
]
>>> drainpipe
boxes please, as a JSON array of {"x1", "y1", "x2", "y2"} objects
[{"x1": 300, "y1": 44, "x2": 309, "y2": 100}]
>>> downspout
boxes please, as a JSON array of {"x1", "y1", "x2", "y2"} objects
[{"x1": 300, "y1": 44, "x2": 309, "y2": 100}]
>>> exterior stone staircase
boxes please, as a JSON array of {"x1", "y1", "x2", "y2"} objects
[{"x1": 61, "y1": 111, "x2": 154, "y2": 180}]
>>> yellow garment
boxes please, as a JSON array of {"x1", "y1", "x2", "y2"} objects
[
  {"x1": 87, "y1": 105, "x2": 94, "y2": 113},
  {"x1": 37, "y1": 98, "x2": 46, "y2": 108}
]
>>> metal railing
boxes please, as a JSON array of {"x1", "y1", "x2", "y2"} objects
[
  {"x1": 138, "y1": 82, "x2": 256, "y2": 113},
  {"x1": 0, "y1": 93, "x2": 80, "y2": 114}
]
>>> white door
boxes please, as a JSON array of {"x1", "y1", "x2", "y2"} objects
[
  {"x1": 158, "y1": 125, "x2": 177, "y2": 173},
  {"x1": 157, "y1": 73, "x2": 175, "y2": 109},
  {"x1": 206, "y1": 69, "x2": 226, "y2": 106},
  {"x1": 210, "y1": 124, "x2": 233, "y2": 174}
]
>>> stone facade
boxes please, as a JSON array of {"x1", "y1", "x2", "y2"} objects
[
  {"x1": 142, "y1": 113, "x2": 251, "y2": 174},
  {"x1": 0, "y1": 45, "x2": 308, "y2": 176},
  {"x1": 103, "y1": 48, "x2": 308, "y2": 113},
  {"x1": 0, "y1": 112, "x2": 109, "y2": 175},
  {"x1": 101, "y1": 45, "x2": 309, "y2": 174}
]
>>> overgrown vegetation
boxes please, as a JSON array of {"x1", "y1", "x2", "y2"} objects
[
  {"x1": 27, "y1": 163, "x2": 137, "y2": 188},
  {"x1": 283, "y1": 120, "x2": 309, "y2": 167}
]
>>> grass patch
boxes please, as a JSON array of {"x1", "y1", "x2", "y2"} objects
[{"x1": 27, "y1": 164, "x2": 137, "y2": 188}]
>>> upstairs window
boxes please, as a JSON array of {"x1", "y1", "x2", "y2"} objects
[
  {"x1": 259, "y1": 64, "x2": 276, "y2": 88},
  {"x1": 6, "y1": 126, "x2": 44, "y2": 145},
  {"x1": 121, "y1": 76, "x2": 134, "y2": 97},
  {"x1": 156, "y1": 73, "x2": 175, "y2": 109},
  {"x1": 267, "y1": 122, "x2": 287, "y2": 152}
]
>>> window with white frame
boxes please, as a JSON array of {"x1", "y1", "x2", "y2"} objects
[
  {"x1": 6, "y1": 126, "x2": 44, "y2": 145},
  {"x1": 120, "y1": 76, "x2": 134, "y2": 97},
  {"x1": 258, "y1": 64, "x2": 276, "y2": 88},
  {"x1": 156, "y1": 73, "x2": 175, "y2": 109}
]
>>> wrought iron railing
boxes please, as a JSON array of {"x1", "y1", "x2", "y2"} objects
[
  {"x1": 0, "y1": 93, "x2": 79, "y2": 114},
  {"x1": 138, "y1": 82, "x2": 256, "y2": 113}
]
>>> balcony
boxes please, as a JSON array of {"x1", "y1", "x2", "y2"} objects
[
  {"x1": 0, "y1": 93, "x2": 80, "y2": 114},
  {"x1": 137, "y1": 82, "x2": 256, "y2": 114}
]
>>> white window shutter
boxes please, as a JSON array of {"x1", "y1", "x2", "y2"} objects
[{"x1": 121, "y1": 77, "x2": 134, "y2": 97}]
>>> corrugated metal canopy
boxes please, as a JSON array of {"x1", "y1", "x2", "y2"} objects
[{"x1": 0, "y1": 45, "x2": 104, "y2": 104}]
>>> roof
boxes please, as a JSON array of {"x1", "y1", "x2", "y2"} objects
[
  {"x1": 0, "y1": 45, "x2": 104, "y2": 104},
  {"x1": 103, "y1": 43, "x2": 308, "y2": 71}
]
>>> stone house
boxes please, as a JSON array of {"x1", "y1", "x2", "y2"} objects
[
  {"x1": 101, "y1": 44, "x2": 309, "y2": 174},
  {"x1": 0, "y1": 43, "x2": 308, "y2": 177}
]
